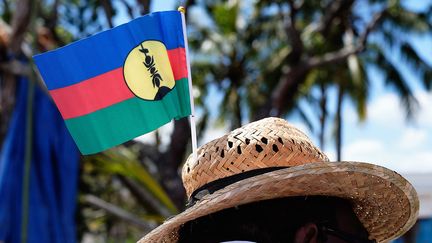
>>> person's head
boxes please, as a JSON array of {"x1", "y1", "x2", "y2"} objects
[
  {"x1": 178, "y1": 196, "x2": 373, "y2": 243},
  {"x1": 138, "y1": 117, "x2": 418, "y2": 243}
]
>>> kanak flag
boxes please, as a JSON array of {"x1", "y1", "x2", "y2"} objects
[{"x1": 34, "y1": 11, "x2": 191, "y2": 155}]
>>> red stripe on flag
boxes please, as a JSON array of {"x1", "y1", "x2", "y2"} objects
[
  {"x1": 50, "y1": 47, "x2": 188, "y2": 119},
  {"x1": 167, "y1": 47, "x2": 188, "y2": 80},
  {"x1": 50, "y1": 67, "x2": 134, "y2": 119}
]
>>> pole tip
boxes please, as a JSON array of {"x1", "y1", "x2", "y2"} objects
[{"x1": 178, "y1": 6, "x2": 186, "y2": 14}]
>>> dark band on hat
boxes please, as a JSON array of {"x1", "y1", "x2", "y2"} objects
[{"x1": 187, "y1": 166, "x2": 289, "y2": 207}]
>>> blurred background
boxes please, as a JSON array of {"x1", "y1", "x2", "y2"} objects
[{"x1": 0, "y1": 0, "x2": 431, "y2": 242}]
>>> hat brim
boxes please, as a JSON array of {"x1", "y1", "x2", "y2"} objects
[{"x1": 138, "y1": 161, "x2": 419, "y2": 243}]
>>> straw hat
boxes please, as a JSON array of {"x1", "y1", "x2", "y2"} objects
[{"x1": 138, "y1": 117, "x2": 419, "y2": 243}]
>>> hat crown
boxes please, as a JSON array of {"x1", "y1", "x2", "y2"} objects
[{"x1": 182, "y1": 117, "x2": 329, "y2": 198}]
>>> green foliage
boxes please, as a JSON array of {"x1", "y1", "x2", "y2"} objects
[
  {"x1": 0, "y1": 0, "x2": 12, "y2": 23},
  {"x1": 386, "y1": 6, "x2": 431, "y2": 34},
  {"x1": 86, "y1": 148, "x2": 178, "y2": 214},
  {"x1": 79, "y1": 146, "x2": 177, "y2": 240},
  {"x1": 213, "y1": 2, "x2": 239, "y2": 35},
  {"x1": 400, "y1": 42, "x2": 432, "y2": 90},
  {"x1": 372, "y1": 44, "x2": 418, "y2": 117},
  {"x1": 188, "y1": 0, "x2": 432, "y2": 154}
]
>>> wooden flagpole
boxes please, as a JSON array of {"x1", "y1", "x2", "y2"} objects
[{"x1": 178, "y1": 6, "x2": 198, "y2": 161}]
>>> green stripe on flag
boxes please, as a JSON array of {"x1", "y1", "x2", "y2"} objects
[{"x1": 65, "y1": 78, "x2": 191, "y2": 154}]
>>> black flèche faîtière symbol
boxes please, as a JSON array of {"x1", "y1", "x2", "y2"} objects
[{"x1": 139, "y1": 43, "x2": 163, "y2": 88}]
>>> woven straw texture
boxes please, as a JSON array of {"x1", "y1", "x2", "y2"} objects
[
  {"x1": 138, "y1": 117, "x2": 419, "y2": 243},
  {"x1": 182, "y1": 117, "x2": 329, "y2": 197}
]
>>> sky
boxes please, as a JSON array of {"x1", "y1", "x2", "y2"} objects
[{"x1": 133, "y1": 0, "x2": 432, "y2": 174}]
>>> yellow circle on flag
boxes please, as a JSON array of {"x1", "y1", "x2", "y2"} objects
[{"x1": 123, "y1": 40, "x2": 175, "y2": 101}]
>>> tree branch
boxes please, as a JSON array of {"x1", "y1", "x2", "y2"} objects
[
  {"x1": 269, "y1": 65, "x2": 308, "y2": 116},
  {"x1": 306, "y1": 8, "x2": 388, "y2": 69},
  {"x1": 10, "y1": 0, "x2": 34, "y2": 54},
  {"x1": 119, "y1": 0, "x2": 135, "y2": 19},
  {"x1": 118, "y1": 175, "x2": 172, "y2": 218},
  {"x1": 357, "y1": 9, "x2": 388, "y2": 51},
  {"x1": 262, "y1": 8, "x2": 388, "y2": 117},
  {"x1": 306, "y1": 46, "x2": 357, "y2": 69},
  {"x1": 0, "y1": 60, "x2": 31, "y2": 76},
  {"x1": 82, "y1": 194, "x2": 155, "y2": 231},
  {"x1": 40, "y1": 0, "x2": 65, "y2": 47},
  {"x1": 137, "y1": 0, "x2": 151, "y2": 15},
  {"x1": 100, "y1": 0, "x2": 114, "y2": 28},
  {"x1": 284, "y1": 1, "x2": 303, "y2": 63},
  {"x1": 311, "y1": 0, "x2": 355, "y2": 35}
]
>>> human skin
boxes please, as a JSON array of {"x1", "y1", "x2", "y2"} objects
[{"x1": 293, "y1": 201, "x2": 370, "y2": 243}]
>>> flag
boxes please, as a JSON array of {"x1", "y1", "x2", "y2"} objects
[{"x1": 33, "y1": 11, "x2": 191, "y2": 155}]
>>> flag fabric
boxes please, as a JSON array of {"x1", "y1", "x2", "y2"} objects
[
  {"x1": 0, "y1": 77, "x2": 79, "y2": 243},
  {"x1": 34, "y1": 11, "x2": 191, "y2": 155}
]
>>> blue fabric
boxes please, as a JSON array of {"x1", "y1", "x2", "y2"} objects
[
  {"x1": 0, "y1": 77, "x2": 79, "y2": 243},
  {"x1": 34, "y1": 10, "x2": 184, "y2": 89},
  {"x1": 392, "y1": 218, "x2": 432, "y2": 242},
  {"x1": 415, "y1": 218, "x2": 432, "y2": 243}
]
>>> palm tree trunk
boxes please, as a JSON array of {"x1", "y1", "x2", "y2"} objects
[
  {"x1": 319, "y1": 83, "x2": 327, "y2": 149},
  {"x1": 157, "y1": 118, "x2": 190, "y2": 210},
  {"x1": 137, "y1": 0, "x2": 151, "y2": 15},
  {"x1": 231, "y1": 85, "x2": 242, "y2": 130},
  {"x1": 253, "y1": 67, "x2": 308, "y2": 120},
  {"x1": 335, "y1": 84, "x2": 344, "y2": 161},
  {"x1": 100, "y1": 0, "x2": 114, "y2": 28}
]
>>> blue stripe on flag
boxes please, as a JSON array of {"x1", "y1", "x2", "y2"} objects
[{"x1": 33, "y1": 11, "x2": 184, "y2": 90}]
